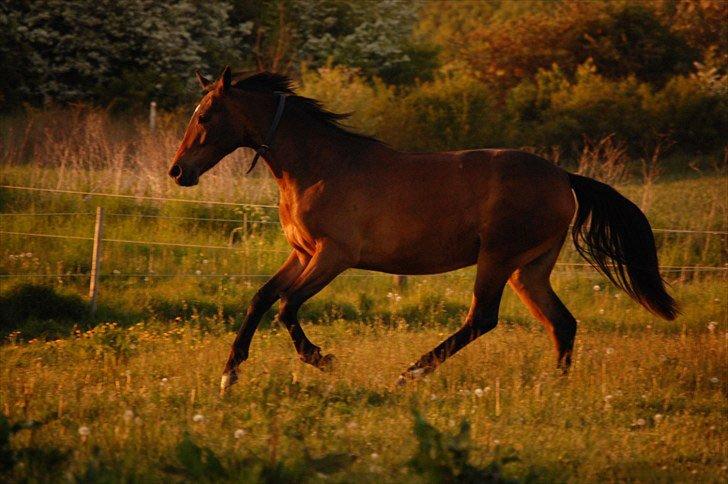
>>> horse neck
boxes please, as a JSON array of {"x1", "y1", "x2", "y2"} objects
[{"x1": 261, "y1": 112, "x2": 367, "y2": 190}]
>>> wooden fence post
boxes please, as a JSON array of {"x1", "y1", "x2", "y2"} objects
[
  {"x1": 89, "y1": 207, "x2": 104, "y2": 316},
  {"x1": 149, "y1": 101, "x2": 157, "y2": 133}
]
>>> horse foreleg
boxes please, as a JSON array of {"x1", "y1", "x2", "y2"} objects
[
  {"x1": 221, "y1": 252, "x2": 306, "y2": 394},
  {"x1": 277, "y1": 243, "x2": 347, "y2": 370},
  {"x1": 398, "y1": 256, "x2": 511, "y2": 384}
]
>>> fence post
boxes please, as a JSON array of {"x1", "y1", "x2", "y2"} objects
[
  {"x1": 149, "y1": 101, "x2": 157, "y2": 133},
  {"x1": 394, "y1": 274, "x2": 407, "y2": 289},
  {"x1": 89, "y1": 207, "x2": 105, "y2": 317}
]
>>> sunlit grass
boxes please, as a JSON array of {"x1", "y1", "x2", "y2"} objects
[{"x1": 1, "y1": 319, "x2": 726, "y2": 481}]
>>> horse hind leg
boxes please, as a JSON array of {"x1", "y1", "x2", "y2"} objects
[
  {"x1": 398, "y1": 254, "x2": 513, "y2": 384},
  {"x1": 509, "y1": 237, "x2": 577, "y2": 373}
]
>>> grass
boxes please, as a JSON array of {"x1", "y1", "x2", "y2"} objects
[
  {"x1": 0, "y1": 109, "x2": 726, "y2": 481},
  {"x1": 1, "y1": 320, "x2": 726, "y2": 481}
]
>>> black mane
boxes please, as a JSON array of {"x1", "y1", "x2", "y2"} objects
[{"x1": 232, "y1": 72, "x2": 383, "y2": 145}]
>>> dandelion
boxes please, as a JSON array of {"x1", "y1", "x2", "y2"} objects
[
  {"x1": 474, "y1": 388, "x2": 484, "y2": 398},
  {"x1": 192, "y1": 414, "x2": 204, "y2": 423},
  {"x1": 593, "y1": 284, "x2": 601, "y2": 292},
  {"x1": 430, "y1": 394, "x2": 437, "y2": 401},
  {"x1": 370, "y1": 453, "x2": 380, "y2": 460},
  {"x1": 635, "y1": 418, "x2": 646, "y2": 426},
  {"x1": 195, "y1": 270, "x2": 202, "y2": 275},
  {"x1": 604, "y1": 394, "x2": 613, "y2": 402},
  {"x1": 112, "y1": 269, "x2": 121, "y2": 274},
  {"x1": 709, "y1": 377, "x2": 719, "y2": 384},
  {"x1": 78, "y1": 425, "x2": 90, "y2": 442},
  {"x1": 598, "y1": 308, "x2": 605, "y2": 314},
  {"x1": 24, "y1": 252, "x2": 32, "y2": 258},
  {"x1": 202, "y1": 259, "x2": 209, "y2": 264},
  {"x1": 707, "y1": 321, "x2": 717, "y2": 332},
  {"x1": 484, "y1": 386, "x2": 491, "y2": 393},
  {"x1": 161, "y1": 377, "x2": 168, "y2": 384},
  {"x1": 123, "y1": 409, "x2": 134, "y2": 422},
  {"x1": 653, "y1": 413, "x2": 663, "y2": 423},
  {"x1": 493, "y1": 439, "x2": 501, "y2": 446},
  {"x1": 234, "y1": 429, "x2": 246, "y2": 439}
]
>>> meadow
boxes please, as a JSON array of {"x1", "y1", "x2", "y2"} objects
[{"x1": 0, "y1": 111, "x2": 726, "y2": 482}]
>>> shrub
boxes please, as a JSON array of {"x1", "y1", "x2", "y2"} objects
[
  {"x1": 298, "y1": 65, "x2": 393, "y2": 139},
  {"x1": 383, "y1": 69, "x2": 506, "y2": 151},
  {"x1": 647, "y1": 75, "x2": 728, "y2": 152}
]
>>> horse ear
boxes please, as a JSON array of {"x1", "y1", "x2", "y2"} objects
[
  {"x1": 221, "y1": 66, "x2": 232, "y2": 92},
  {"x1": 195, "y1": 70, "x2": 211, "y2": 90}
]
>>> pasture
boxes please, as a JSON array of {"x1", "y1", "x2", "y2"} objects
[{"x1": 1, "y1": 137, "x2": 726, "y2": 481}]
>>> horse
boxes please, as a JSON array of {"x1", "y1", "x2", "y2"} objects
[{"x1": 168, "y1": 67, "x2": 677, "y2": 394}]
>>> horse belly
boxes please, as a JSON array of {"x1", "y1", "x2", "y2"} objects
[{"x1": 356, "y1": 227, "x2": 480, "y2": 275}]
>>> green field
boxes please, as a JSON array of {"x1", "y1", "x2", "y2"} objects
[{"x1": 0, "y1": 157, "x2": 726, "y2": 481}]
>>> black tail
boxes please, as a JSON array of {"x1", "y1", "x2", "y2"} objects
[{"x1": 569, "y1": 173, "x2": 678, "y2": 320}]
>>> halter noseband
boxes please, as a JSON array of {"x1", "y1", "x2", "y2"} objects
[{"x1": 247, "y1": 91, "x2": 288, "y2": 174}]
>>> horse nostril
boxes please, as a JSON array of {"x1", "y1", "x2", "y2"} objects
[{"x1": 169, "y1": 165, "x2": 182, "y2": 178}]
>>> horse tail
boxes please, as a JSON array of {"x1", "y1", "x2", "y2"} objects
[{"x1": 568, "y1": 173, "x2": 678, "y2": 320}]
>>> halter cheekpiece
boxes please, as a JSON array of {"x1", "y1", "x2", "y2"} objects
[{"x1": 247, "y1": 91, "x2": 288, "y2": 174}]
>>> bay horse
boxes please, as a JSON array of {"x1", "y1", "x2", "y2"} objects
[{"x1": 168, "y1": 68, "x2": 677, "y2": 394}]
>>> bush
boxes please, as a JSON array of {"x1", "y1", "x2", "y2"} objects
[
  {"x1": 383, "y1": 69, "x2": 506, "y2": 151},
  {"x1": 506, "y1": 60, "x2": 728, "y2": 154},
  {"x1": 648, "y1": 75, "x2": 728, "y2": 151},
  {"x1": 298, "y1": 65, "x2": 393, "y2": 139}
]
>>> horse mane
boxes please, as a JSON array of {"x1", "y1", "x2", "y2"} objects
[{"x1": 232, "y1": 71, "x2": 383, "y2": 145}]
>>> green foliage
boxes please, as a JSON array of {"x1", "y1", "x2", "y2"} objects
[
  {"x1": 505, "y1": 60, "x2": 728, "y2": 153},
  {"x1": 409, "y1": 410, "x2": 518, "y2": 483},
  {"x1": 293, "y1": 0, "x2": 438, "y2": 85},
  {"x1": 383, "y1": 70, "x2": 507, "y2": 151},
  {"x1": 0, "y1": 0, "x2": 252, "y2": 110}
]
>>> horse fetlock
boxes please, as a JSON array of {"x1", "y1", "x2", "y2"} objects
[
  {"x1": 220, "y1": 370, "x2": 239, "y2": 396},
  {"x1": 397, "y1": 364, "x2": 434, "y2": 386},
  {"x1": 300, "y1": 350, "x2": 336, "y2": 371}
]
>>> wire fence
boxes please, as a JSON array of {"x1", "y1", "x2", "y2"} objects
[
  {"x1": 1, "y1": 184, "x2": 726, "y2": 284},
  {"x1": 2, "y1": 210, "x2": 728, "y2": 235},
  {"x1": 0, "y1": 184, "x2": 278, "y2": 209}
]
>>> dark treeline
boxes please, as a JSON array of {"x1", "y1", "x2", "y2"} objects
[{"x1": 1, "y1": 0, "x2": 726, "y2": 156}]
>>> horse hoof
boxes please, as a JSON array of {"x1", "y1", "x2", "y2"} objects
[
  {"x1": 396, "y1": 367, "x2": 427, "y2": 386},
  {"x1": 220, "y1": 371, "x2": 238, "y2": 396},
  {"x1": 317, "y1": 353, "x2": 336, "y2": 372}
]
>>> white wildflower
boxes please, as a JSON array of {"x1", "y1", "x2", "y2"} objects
[
  {"x1": 474, "y1": 388, "x2": 484, "y2": 398},
  {"x1": 192, "y1": 414, "x2": 204, "y2": 423},
  {"x1": 234, "y1": 429, "x2": 246, "y2": 439}
]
